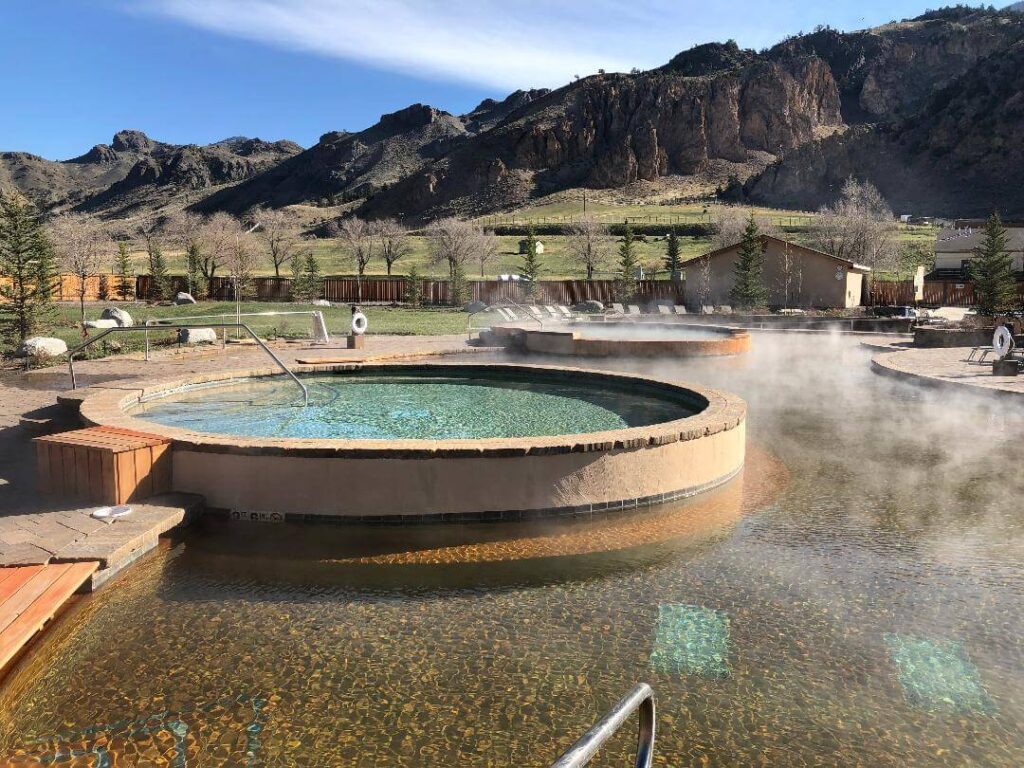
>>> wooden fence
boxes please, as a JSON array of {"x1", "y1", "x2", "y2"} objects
[
  {"x1": 0, "y1": 274, "x2": 136, "y2": 302},
  {"x1": 868, "y1": 279, "x2": 1024, "y2": 307}
]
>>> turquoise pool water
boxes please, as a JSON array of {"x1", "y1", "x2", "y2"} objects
[{"x1": 131, "y1": 372, "x2": 695, "y2": 439}]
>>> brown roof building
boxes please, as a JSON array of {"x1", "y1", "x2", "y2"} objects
[{"x1": 683, "y1": 236, "x2": 870, "y2": 310}]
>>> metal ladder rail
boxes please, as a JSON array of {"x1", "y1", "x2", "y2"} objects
[
  {"x1": 550, "y1": 683, "x2": 655, "y2": 768},
  {"x1": 65, "y1": 323, "x2": 309, "y2": 406}
]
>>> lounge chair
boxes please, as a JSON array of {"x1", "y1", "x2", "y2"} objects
[
  {"x1": 526, "y1": 306, "x2": 545, "y2": 320},
  {"x1": 673, "y1": 305, "x2": 688, "y2": 315},
  {"x1": 557, "y1": 305, "x2": 573, "y2": 318},
  {"x1": 701, "y1": 305, "x2": 714, "y2": 315},
  {"x1": 543, "y1": 305, "x2": 560, "y2": 318},
  {"x1": 627, "y1": 305, "x2": 642, "y2": 315},
  {"x1": 610, "y1": 303, "x2": 625, "y2": 315},
  {"x1": 718, "y1": 305, "x2": 733, "y2": 315},
  {"x1": 657, "y1": 305, "x2": 672, "y2": 315}
]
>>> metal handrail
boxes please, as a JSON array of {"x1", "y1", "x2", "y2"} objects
[
  {"x1": 66, "y1": 323, "x2": 309, "y2": 406},
  {"x1": 550, "y1": 683, "x2": 655, "y2": 768}
]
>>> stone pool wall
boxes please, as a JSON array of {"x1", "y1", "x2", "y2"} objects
[
  {"x1": 490, "y1": 323, "x2": 751, "y2": 358},
  {"x1": 78, "y1": 363, "x2": 747, "y2": 522}
]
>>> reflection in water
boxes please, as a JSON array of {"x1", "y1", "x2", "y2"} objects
[{"x1": 1, "y1": 335, "x2": 1023, "y2": 767}]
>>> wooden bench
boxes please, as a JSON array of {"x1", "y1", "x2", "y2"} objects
[{"x1": 35, "y1": 426, "x2": 172, "y2": 505}]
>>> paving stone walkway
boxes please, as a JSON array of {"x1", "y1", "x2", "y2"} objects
[
  {"x1": 872, "y1": 345, "x2": 1024, "y2": 398},
  {"x1": 0, "y1": 335, "x2": 476, "y2": 577}
]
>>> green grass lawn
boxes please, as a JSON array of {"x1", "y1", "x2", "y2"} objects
[{"x1": 4, "y1": 302, "x2": 472, "y2": 362}]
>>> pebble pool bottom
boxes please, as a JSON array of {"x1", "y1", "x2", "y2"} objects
[
  {"x1": 129, "y1": 372, "x2": 694, "y2": 440},
  {"x1": 3, "y1": 337, "x2": 1023, "y2": 767}
]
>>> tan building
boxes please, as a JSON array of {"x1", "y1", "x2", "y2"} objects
[
  {"x1": 683, "y1": 235, "x2": 870, "y2": 310},
  {"x1": 933, "y1": 225, "x2": 1024, "y2": 278}
]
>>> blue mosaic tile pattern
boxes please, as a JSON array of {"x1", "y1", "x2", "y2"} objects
[
  {"x1": 884, "y1": 633, "x2": 994, "y2": 714},
  {"x1": 650, "y1": 604, "x2": 731, "y2": 678}
]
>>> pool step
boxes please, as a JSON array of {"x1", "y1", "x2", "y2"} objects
[{"x1": 0, "y1": 561, "x2": 98, "y2": 676}]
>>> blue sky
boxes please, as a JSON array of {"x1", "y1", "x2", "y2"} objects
[{"x1": 3, "y1": 0, "x2": 989, "y2": 159}]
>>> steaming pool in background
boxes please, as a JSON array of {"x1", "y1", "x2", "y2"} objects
[{"x1": 2, "y1": 335, "x2": 1023, "y2": 766}]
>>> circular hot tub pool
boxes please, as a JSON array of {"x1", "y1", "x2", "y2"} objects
[
  {"x1": 490, "y1": 320, "x2": 751, "y2": 358},
  {"x1": 80, "y1": 363, "x2": 746, "y2": 522}
]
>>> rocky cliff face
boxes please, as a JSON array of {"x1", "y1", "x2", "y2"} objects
[
  {"x1": 745, "y1": 38, "x2": 1024, "y2": 217},
  {"x1": 0, "y1": 130, "x2": 300, "y2": 220},
  {"x1": 359, "y1": 57, "x2": 842, "y2": 220}
]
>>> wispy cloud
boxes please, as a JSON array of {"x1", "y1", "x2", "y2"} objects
[{"x1": 133, "y1": 0, "x2": 648, "y2": 90}]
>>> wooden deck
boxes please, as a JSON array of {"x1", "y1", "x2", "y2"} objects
[{"x1": 0, "y1": 562, "x2": 98, "y2": 674}]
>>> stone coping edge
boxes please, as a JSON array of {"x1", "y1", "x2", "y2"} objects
[
  {"x1": 871, "y1": 352, "x2": 1024, "y2": 400},
  {"x1": 78, "y1": 362, "x2": 747, "y2": 459}
]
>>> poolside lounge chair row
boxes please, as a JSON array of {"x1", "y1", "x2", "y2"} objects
[
  {"x1": 609, "y1": 303, "x2": 689, "y2": 316},
  {"x1": 493, "y1": 305, "x2": 575, "y2": 323}
]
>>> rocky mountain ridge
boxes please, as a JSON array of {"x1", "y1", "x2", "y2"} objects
[{"x1": 4, "y1": 6, "x2": 1024, "y2": 222}]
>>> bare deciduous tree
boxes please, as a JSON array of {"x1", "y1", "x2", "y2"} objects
[
  {"x1": 226, "y1": 230, "x2": 260, "y2": 301},
  {"x1": 425, "y1": 218, "x2": 491, "y2": 279},
  {"x1": 810, "y1": 178, "x2": 898, "y2": 273},
  {"x1": 370, "y1": 218, "x2": 413, "y2": 276},
  {"x1": 712, "y1": 206, "x2": 780, "y2": 250},
  {"x1": 49, "y1": 213, "x2": 108, "y2": 322},
  {"x1": 565, "y1": 217, "x2": 612, "y2": 280},
  {"x1": 335, "y1": 217, "x2": 376, "y2": 302},
  {"x1": 165, "y1": 211, "x2": 205, "y2": 297},
  {"x1": 197, "y1": 212, "x2": 242, "y2": 292},
  {"x1": 250, "y1": 206, "x2": 303, "y2": 278}
]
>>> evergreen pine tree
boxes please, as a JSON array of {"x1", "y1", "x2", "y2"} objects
[
  {"x1": 663, "y1": 229, "x2": 682, "y2": 278},
  {"x1": 293, "y1": 252, "x2": 323, "y2": 302},
  {"x1": 0, "y1": 190, "x2": 57, "y2": 348},
  {"x1": 970, "y1": 212, "x2": 1017, "y2": 317},
  {"x1": 146, "y1": 239, "x2": 171, "y2": 301},
  {"x1": 185, "y1": 241, "x2": 203, "y2": 299},
  {"x1": 729, "y1": 214, "x2": 769, "y2": 310},
  {"x1": 616, "y1": 223, "x2": 640, "y2": 301},
  {"x1": 114, "y1": 240, "x2": 134, "y2": 301},
  {"x1": 520, "y1": 228, "x2": 543, "y2": 299},
  {"x1": 405, "y1": 265, "x2": 423, "y2": 307},
  {"x1": 449, "y1": 260, "x2": 469, "y2": 307}
]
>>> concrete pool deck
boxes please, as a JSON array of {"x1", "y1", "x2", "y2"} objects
[
  {"x1": 0, "y1": 335, "x2": 477, "y2": 564},
  {"x1": 871, "y1": 345, "x2": 1024, "y2": 399}
]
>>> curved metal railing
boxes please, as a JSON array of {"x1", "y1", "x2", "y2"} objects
[
  {"x1": 550, "y1": 683, "x2": 655, "y2": 768},
  {"x1": 65, "y1": 323, "x2": 309, "y2": 405}
]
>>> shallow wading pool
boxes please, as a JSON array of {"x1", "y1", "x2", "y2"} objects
[{"x1": 3, "y1": 336, "x2": 1023, "y2": 766}]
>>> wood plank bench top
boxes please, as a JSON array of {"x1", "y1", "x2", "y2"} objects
[
  {"x1": 0, "y1": 562, "x2": 98, "y2": 673},
  {"x1": 35, "y1": 425, "x2": 169, "y2": 452}
]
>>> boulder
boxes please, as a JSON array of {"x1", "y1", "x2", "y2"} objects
[
  {"x1": 177, "y1": 328, "x2": 218, "y2": 345},
  {"x1": 312, "y1": 299, "x2": 332, "y2": 307},
  {"x1": 83, "y1": 319, "x2": 119, "y2": 330},
  {"x1": 16, "y1": 337, "x2": 68, "y2": 359},
  {"x1": 100, "y1": 306, "x2": 133, "y2": 327},
  {"x1": 573, "y1": 300, "x2": 604, "y2": 313},
  {"x1": 465, "y1": 300, "x2": 487, "y2": 313},
  {"x1": 173, "y1": 292, "x2": 197, "y2": 305}
]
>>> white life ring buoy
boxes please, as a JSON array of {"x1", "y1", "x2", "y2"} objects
[
  {"x1": 351, "y1": 311, "x2": 368, "y2": 336},
  {"x1": 993, "y1": 325, "x2": 1014, "y2": 359}
]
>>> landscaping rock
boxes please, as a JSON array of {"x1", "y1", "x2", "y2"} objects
[
  {"x1": 100, "y1": 306, "x2": 133, "y2": 326},
  {"x1": 16, "y1": 337, "x2": 68, "y2": 359},
  {"x1": 177, "y1": 328, "x2": 218, "y2": 345},
  {"x1": 465, "y1": 301, "x2": 487, "y2": 313},
  {"x1": 174, "y1": 292, "x2": 197, "y2": 305},
  {"x1": 573, "y1": 300, "x2": 604, "y2": 313},
  {"x1": 83, "y1": 319, "x2": 119, "y2": 330},
  {"x1": 312, "y1": 299, "x2": 332, "y2": 307}
]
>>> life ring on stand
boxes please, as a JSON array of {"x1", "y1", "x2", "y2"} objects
[
  {"x1": 351, "y1": 311, "x2": 368, "y2": 336},
  {"x1": 992, "y1": 325, "x2": 1014, "y2": 359}
]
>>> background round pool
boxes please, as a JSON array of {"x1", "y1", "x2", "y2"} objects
[{"x1": 131, "y1": 372, "x2": 695, "y2": 439}]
